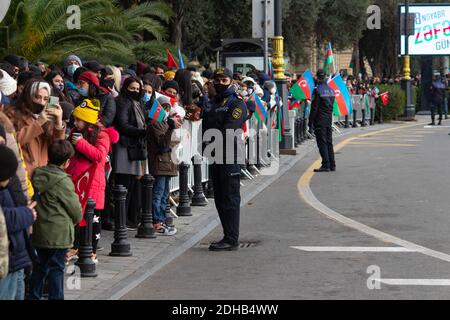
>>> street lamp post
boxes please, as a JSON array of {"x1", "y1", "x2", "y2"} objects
[
  {"x1": 273, "y1": 0, "x2": 294, "y2": 151},
  {"x1": 403, "y1": 0, "x2": 415, "y2": 120}
]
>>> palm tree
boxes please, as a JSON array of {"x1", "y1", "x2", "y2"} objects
[{"x1": 0, "y1": 0, "x2": 173, "y2": 65}]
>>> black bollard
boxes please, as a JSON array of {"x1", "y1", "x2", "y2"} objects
[
  {"x1": 109, "y1": 185, "x2": 132, "y2": 257},
  {"x1": 191, "y1": 155, "x2": 208, "y2": 206},
  {"x1": 136, "y1": 175, "x2": 156, "y2": 239},
  {"x1": 165, "y1": 197, "x2": 174, "y2": 226},
  {"x1": 205, "y1": 164, "x2": 215, "y2": 198},
  {"x1": 294, "y1": 118, "x2": 300, "y2": 147},
  {"x1": 75, "y1": 198, "x2": 97, "y2": 278},
  {"x1": 177, "y1": 162, "x2": 192, "y2": 216},
  {"x1": 353, "y1": 110, "x2": 358, "y2": 128},
  {"x1": 344, "y1": 115, "x2": 350, "y2": 128}
]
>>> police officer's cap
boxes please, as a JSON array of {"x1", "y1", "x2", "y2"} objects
[{"x1": 213, "y1": 68, "x2": 233, "y2": 80}]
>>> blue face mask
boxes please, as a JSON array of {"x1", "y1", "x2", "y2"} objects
[
  {"x1": 78, "y1": 87, "x2": 89, "y2": 97},
  {"x1": 143, "y1": 92, "x2": 151, "y2": 104},
  {"x1": 67, "y1": 64, "x2": 79, "y2": 77}
]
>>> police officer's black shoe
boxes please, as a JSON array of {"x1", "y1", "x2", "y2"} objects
[
  {"x1": 330, "y1": 167, "x2": 336, "y2": 172},
  {"x1": 209, "y1": 240, "x2": 239, "y2": 252},
  {"x1": 314, "y1": 167, "x2": 330, "y2": 173}
]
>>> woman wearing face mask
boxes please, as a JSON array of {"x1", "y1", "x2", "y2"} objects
[
  {"x1": 5, "y1": 80, "x2": 65, "y2": 176},
  {"x1": 63, "y1": 55, "x2": 82, "y2": 84},
  {"x1": 45, "y1": 71, "x2": 72, "y2": 104},
  {"x1": 112, "y1": 77, "x2": 147, "y2": 229},
  {"x1": 77, "y1": 71, "x2": 116, "y2": 128}
]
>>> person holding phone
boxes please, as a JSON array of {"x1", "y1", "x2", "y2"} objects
[
  {"x1": 5, "y1": 80, "x2": 65, "y2": 176},
  {"x1": 45, "y1": 71, "x2": 72, "y2": 104}
]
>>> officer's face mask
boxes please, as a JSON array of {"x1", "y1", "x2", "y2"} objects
[{"x1": 213, "y1": 77, "x2": 231, "y2": 95}]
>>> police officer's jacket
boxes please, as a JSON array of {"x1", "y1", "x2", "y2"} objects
[
  {"x1": 309, "y1": 81, "x2": 336, "y2": 128},
  {"x1": 201, "y1": 87, "x2": 247, "y2": 165}
]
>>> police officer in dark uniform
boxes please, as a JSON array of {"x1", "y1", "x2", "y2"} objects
[
  {"x1": 309, "y1": 69, "x2": 336, "y2": 172},
  {"x1": 202, "y1": 68, "x2": 247, "y2": 251}
]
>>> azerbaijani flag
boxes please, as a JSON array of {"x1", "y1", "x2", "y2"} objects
[
  {"x1": 249, "y1": 93, "x2": 268, "y2": 123},
  {"x1": 289, "y1": 70, "x2": 315, "y2": 101},
  {"x1": 324, "y1": 42, "x2": 334, "y2": 74},
  {"x1": 328, "y1": 75, "x2": 352, "y2": 117},
  {"x1": 148, "y1": 99, "x2": 167, "y2": 122}
]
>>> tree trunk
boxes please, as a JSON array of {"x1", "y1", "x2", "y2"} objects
[{"x1": 170, "y1": 15, "x2": 184, "y2": 48}]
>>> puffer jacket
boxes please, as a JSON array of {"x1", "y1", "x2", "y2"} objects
[
  {"x1": 66, "y1": 126, "x2": 119, "y2": 211},
  {"x1": 31, "y1": 164, "x2": 82, "y2": 249},
  {"x1": 0, "y1": 186, "x2": 34, "y2": 273}
]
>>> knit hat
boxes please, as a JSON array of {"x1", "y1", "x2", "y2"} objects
[
  {"x1": 78, "y1": 71, "x2": 109, "y2": 94},
  {"x1": 164, "y1": 71, "x2": 175, "y2": 80},
  {"x1": 64, "y1": 54, "x2": 83, "y2": 67},
  {"x1": 0, "y1": 145, "x2": 18, "y2": 182},
  {"x1": 73, "y1": 99, "x2": 100, "y2": 125},
  {"x1": 0, "y1": 69, "x2": 17, "y2": 96},
  {"x1": 161, "y1": 80, "x2": 179, "y2": 93}
]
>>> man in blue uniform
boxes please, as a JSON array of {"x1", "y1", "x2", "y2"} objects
[
  {"x1": 202, "y1": 68, "x2": 247, "y2": 251},
  {"x1": 309, "y1": 70, "x2": 336, "y2": 173}
]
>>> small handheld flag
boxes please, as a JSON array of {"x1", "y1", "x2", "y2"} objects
[
  {"x1": 249, "y1": 93, "x2": 268, "y2": 123},
  {"x1": 290, "y1": 70, "x2": 315, "y2": 102},
  {"x1": 167, "y1": 49, "x2": 179, "y2": 69},
  {"x1": 149, "y1": 100, "x2": 167, "y2": 123},
  {"x1": 324, "y1": 43, "x2": 334, "y2": 75},
  {"x1": 328, "y1": 75, "x2": 352, "y2": 117},
  {"x1": 380, "y1": 92, "x2": 389, "y2": 106}
]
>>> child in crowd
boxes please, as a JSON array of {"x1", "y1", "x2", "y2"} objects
[
  {"x1": 29, "y1": 140, "x2": 82, "y2": 300},
  {"x1": 66, "y1": 99, "x2": 118, "y2": 263},
  {"x1": 0, "y1": 145, "x2": 36, "y2": 300},
  {"x1": 147, "y1": 96, "x2": 182, "y2": 236}
]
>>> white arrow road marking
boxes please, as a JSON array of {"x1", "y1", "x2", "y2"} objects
[
  {"x1": 424, "y1": 126, "x2": 450, "y2": 129},
  {"x1": 291, "y1": 246, "x2": 416, "y2": 252},
  {"x1": 377, "y1": 279, "x2": 450, "y2": 286}
]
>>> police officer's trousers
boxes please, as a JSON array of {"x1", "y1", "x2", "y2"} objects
[
  {"x1": 210, "y1": 164, "x2": 241, "y2": 245},
  {"x1": 314, "y1": 126, "x2": 336, "y2": 169},
  {"x1": 431, "y1": 101, "x2": 444, "y2": 124}
]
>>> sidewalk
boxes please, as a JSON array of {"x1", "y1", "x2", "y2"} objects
[{"x1": 65, "y1": 121, "x2": 401, "y2": 300}]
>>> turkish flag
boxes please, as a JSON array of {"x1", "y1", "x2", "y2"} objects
[
  {"x1": 167, "y1": 49, "x2": 179, "y2": 69},
  {"x1": 72, "y1": 164, "x2": 97, "y2": 227},
  {"x1": 380, "y1": 92, "x2": 389, "y2": 106}
]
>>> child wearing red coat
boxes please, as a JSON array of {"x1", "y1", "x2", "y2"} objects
[{"x1": 66, "y1": 99, "x2": 119, "y2": 263}]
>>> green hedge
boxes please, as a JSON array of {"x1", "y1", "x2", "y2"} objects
[{"x1": 376, "y1": 84, "x2": 405, "y2": 121}]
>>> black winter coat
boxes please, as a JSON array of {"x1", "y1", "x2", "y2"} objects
[
  {"x1": 114, "y1": 96, "x2": 147, "y2": 148},
  {"x1": 98, "y1": 92, "x2": 117, "y2": 128}
]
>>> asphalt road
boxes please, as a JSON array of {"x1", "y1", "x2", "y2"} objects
[{"x1": 123, "y1": 120, "x2": 450, "y2": 300}]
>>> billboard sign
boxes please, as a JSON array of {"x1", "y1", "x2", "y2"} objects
[{"x1": 400, "y1": 4, "x2": 450, "y2": 56}]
